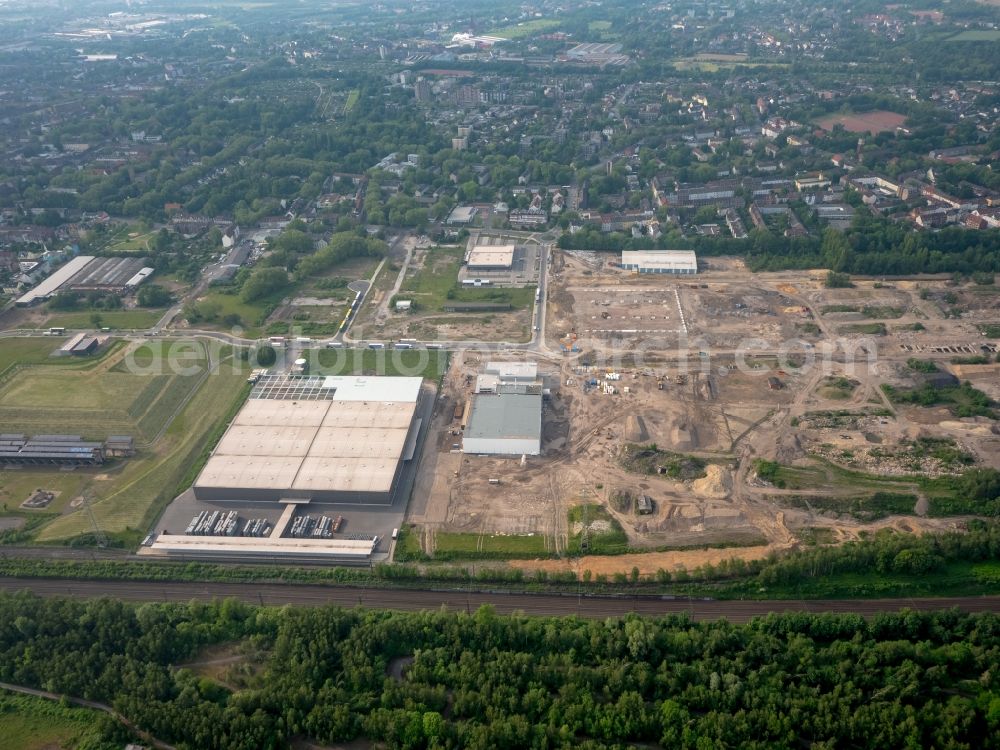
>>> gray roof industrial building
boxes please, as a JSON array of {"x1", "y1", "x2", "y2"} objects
[
  {"x1": 463, "y1": 391, "x2": 542, "y2": 456},
  {"x1": 620, "y1": 250, "x2": 697, "y2": 274},
  {"x1": 0, "y1": 434, "x2": 127, "y2": 465},
  {"x1": 192, "y1": 374, "x2": 423, "y2": 504},
  {"x1": 16, "y1": 255, "x2": 154, "y2": 306},
  {"x1": 463, "y1": 361, "x2": 543, "y2": 456}
]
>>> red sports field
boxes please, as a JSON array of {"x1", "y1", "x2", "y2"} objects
[{"x1": 816, "y1": 110, "x2": 907, "y2": 135}]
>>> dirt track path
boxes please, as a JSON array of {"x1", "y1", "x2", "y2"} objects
[{"x1": 0, "y1": 680, "x2": 176, "y2": 750}]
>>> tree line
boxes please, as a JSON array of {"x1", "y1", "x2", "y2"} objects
[
  {"x1": 1, "y1": 592, "x2": 1000, "y2": 749},
  {"x1": 560, "y1": 211, "x2": 1000, "y2": 276}
]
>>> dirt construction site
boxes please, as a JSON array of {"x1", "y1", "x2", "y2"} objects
[{"x1": 405, "y1": 250, "x2": 1000, "y2": 576}]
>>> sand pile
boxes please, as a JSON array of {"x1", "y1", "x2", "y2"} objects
[
  {"x1": 625, "y1": 415, "x2": 649, "y2": 443},
  {"x1": 691, "y1": 465, "x2": 733, "y2": 499}
]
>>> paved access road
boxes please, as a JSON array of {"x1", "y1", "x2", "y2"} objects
[{"x1": 2, "y1": 578, "x2": 999, "y2": 622}]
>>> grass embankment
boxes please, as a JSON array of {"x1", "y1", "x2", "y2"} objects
[
  {"x1": 6, "y1": 524, "x2": 1000, "y2": 600},
  {"x1": 756, "y1": 457, "x2": 1000, "y2": 518},
  {"x1": 42, "y1": 309, "x2": 164, "y2": 330},
  {"x1": 316, "y1": 347, "x2": 449, "y2": 381}
]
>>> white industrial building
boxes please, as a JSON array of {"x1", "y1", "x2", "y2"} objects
[
  {"x1": 464, "y1": 361, "x2": 543, "y2": 455},
  {"x1": 476, "y1": 361, "x2": 540, "y2": 393},
  {"x1": 620, "y1": 250, "x2": 697, "y2": 275},
  {"x1": 467, "y1": 244, "x2": 515, "y2": 271},
  {"x1": 446, "y1": 206, "x2": 477, "y2": 225},
  {"x1": 15, "y1": 255, "x2": 94, "y2": 306},
  {"x1": 192, "y1": 374, "x2": 422, "y2": 504}
]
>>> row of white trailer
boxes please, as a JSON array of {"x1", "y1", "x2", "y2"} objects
[
  {"x1": 184, "y1": 510, "x2": 271, "y2": 538},
  {"x1": 290, "y1": 513, "x2": 344, "y2": 539}
]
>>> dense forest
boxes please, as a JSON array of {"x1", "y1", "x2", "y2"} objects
[{"x1": 2, "y1": 593, "x2": 1000, "y2": 749}]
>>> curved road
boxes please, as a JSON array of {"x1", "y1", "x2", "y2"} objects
[{"x1": 1, "y1": 578, "x2": 999, "y2": 622}]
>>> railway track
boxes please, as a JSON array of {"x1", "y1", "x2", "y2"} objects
[{"x1": 2, "y1": 578, "x2": 999, "y2": 623}]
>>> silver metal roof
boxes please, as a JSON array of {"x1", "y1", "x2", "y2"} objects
[{"x1": 464, "y1": 392, "x2": 542, "y2": 441}]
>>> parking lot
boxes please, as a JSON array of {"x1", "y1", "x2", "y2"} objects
[{"x1": 562, "y1": 286, "x2": 687, "y2": 337}]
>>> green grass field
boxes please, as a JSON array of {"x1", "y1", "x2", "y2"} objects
[
  {"x1": 489, "y1": 18, "x2": 561, "y2": 38},
  {"x1": 0, "y1": 691, "x2": 108, "y2": 750},
  {"x1": 672, "y1": 57, "x2": 788, "y2": 71},
  {"x1": 107, "y1": 232, "x2": 154, "y2": 254},
  {"x1": 0, "y1": 338, "x2": 123, "y2": 377},
  {"x1": 400, "y1": 246, "x2": 463, "y2": 302},
  {"x1": 90, "y1": 224, "x2": 154, "y2": 255},
  {"x1": 947, "y1": 29, "x2": 1000, "y2": 41},
  {"x1": 194, "y1": 289, "x2": 285, "y2": 337},
  {"x1": 0, "y1": 469, "x2": 91, "y2": 516},
  {"x1": 0, "y1": 341, "x2": 209, "y2": 441},
  {"x1": 316, "y1": 347, "x2": 449, "y2": 381},
  {"x1": 393, "y1": 524, "x2": 427, "y2": 561},
  {"x1": 344, "y1": 88, "x2": 360, "y2": 113},
  {"x1": 0, "y1": 339, "x2": 248, "y2": 544},
  {"x1": 43, "y1": 309, "x2": 164, "y2": 330},
  {"x1": 399, "y1": 246, "x2": 534, "y2": 312},
  {"x1": 433, "y1": 531, "x2": 550, "y2": 560}
]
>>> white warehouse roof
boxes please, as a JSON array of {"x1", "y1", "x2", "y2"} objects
[
  {"x1": 620, "y1": 250, "x2": 697, "y2": 273},
  {"x1": 194, "y1": 376, "x2": 422, "y2": 498},
  {"x1": 321, "y1": 375, "x2": 422, "y2": 402},
  {"x1": 16, "y1": 255, "x2": 94, "y2": 305},
  {"x1": 468, "y1": 244, "x2": 515, "y2": 268},
  {"x1": 485, "y1": 361, "x2": 538, "y2": 380}
]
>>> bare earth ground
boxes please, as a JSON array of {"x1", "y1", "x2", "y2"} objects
[
  {"x1": 405, "y1": 253, "x2": 1000, "y2": 576},
  {"x1": 510, "y1": 545, "x2": 775, "y2": 577},
  {"x1": 815, "y1": 111, "x2": 908, "y2": 134}
]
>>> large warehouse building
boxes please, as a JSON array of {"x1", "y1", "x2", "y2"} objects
[
  {"x1": 192, "y1": 374, "x2": 423, "y2": 505},
  {"x1": 467, "y1": 244, "x2": 515, "y2": 271},
  {"x1": 463, "y1": 391, "x2": 542, "y2": 456},
  {"x1": 463, "y1": 361, "x2": 543, "y2": 456},
  {"x1": 16, "y1": 255, "x2": 154, "y2": 306},
  {"x1": 620, "y1": 250, "x2": 697, "y2": 275}
]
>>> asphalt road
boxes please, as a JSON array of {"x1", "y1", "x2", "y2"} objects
[{"x1": 2, "y1": 578, "x2": 999, "y2": 622}]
